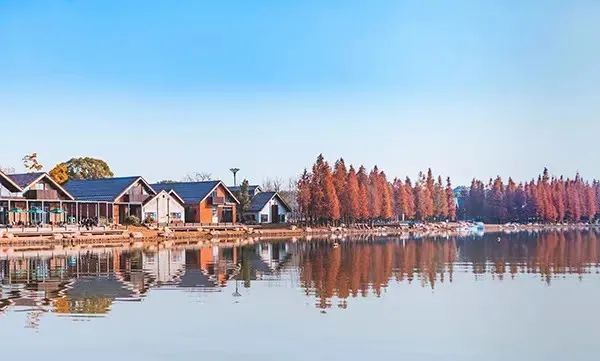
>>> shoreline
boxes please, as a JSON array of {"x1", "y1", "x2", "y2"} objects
[{"x1": 1, "y1": 222, "x2": 598, "y2": 254}]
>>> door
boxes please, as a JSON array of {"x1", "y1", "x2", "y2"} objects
[{"x1": 271, "y1": 204, "x2": 279, "y2": 224}]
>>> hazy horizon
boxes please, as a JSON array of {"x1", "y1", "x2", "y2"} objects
[{"x1": 1, "y1": 0, "x2": 599, "y2": 186}]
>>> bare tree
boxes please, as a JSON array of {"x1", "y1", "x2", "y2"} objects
[
  {"x1": 182, "y1": 172, "x2": 212, "y2": 182},
  {"x1": 0, "y1": 165, "x2": 15, "y2": 174},
  {"x1": 23, "y1": 153, "x2": 43, "y2": 172},
  {"x1": 280, "y1": 176, "x2": 299, "y2": 221},
  {"x1": 262, "y1": 177, "x2": 283, "y2": 192}
]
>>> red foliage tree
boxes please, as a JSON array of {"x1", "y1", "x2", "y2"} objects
[
  {"x1": 346, "y1": 166, "x2": 361, "y2": 222},
  {"x1": 380, "y1": 171, "x2": 394, "y2": 220},
  {"x1": 368, "y1": 166, "x2": 383, "y2": 219},
  {"x1": 333, "y1": 158, "x2": 349, "y2": 221},
  {"x1": 357, "y1": 166, "x2": 370, "y2": 220}
]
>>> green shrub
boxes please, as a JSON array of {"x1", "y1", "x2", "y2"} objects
[{"x1": 123, "y1": 215, "x2": 141, "y2": 226}]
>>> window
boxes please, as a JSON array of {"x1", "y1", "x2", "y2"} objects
[
  {"x1": 144, "y1": 212, "x2": 156, "y2": 222},
  {"x1": 170, "y1": 212, "x2": 182, "y2": 219},
  {"x1": 260, "y1": 214, "x2": 268, "y2": 223},
  {"x1": 34, "y1": 183, "x2": 45, "y2": 190}
]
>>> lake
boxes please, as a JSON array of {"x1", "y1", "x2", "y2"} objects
[{"x1": 1, "y1": 230, "x2": 599, "y2": 361}]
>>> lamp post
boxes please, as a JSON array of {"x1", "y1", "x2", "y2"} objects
[{"x1": 229, "y1": 168, "x2": 240, "y2": 186}]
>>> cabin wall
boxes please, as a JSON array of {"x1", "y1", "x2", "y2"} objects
[
  {"x1": 257, "y1": 197, "x2": 289, "y2": 223},
  {"x1": 142, "y1": 193, "x2": 185, "y2": 224}
]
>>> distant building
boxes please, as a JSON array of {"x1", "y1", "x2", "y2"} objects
[
  {"x1": 64, "y1": 176, "x2": 156, "y2": 224},
  {"x1": 0, "y1": 171, "x2": 75, "y2": 225},
  {"x1": 244, "y1": 191, "x2": 291, "y2": 224},
  {"x1": 152, "y1": 181, "x2": 239, "y2": 224},
  {"x1": 141, "y1": 189, "x2": 186, "y2": 225},
  {"x1": 228, "y1": 184, "x2": 262, "y2": 198}
]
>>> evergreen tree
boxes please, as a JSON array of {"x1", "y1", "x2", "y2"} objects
[{"x1": 446, "y1": 177, "x2": 457, "y2": 221}]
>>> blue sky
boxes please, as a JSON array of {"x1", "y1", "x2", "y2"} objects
[{"x1": 1, "y1": 0, "x2": 599, "y2": 185}]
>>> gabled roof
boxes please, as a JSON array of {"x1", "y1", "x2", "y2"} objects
[
  {"x1": 64, "y1": 176, "x2": 155, "y2": 202},
  {"x1": 178, "y1": 269, "x2": 218, "y2": 289},
  {"x1": 0, "y1": 171, "x2": 23, "y2": 192},
  {"x1": 5, "y1": 172, "x2": 74, "y2": 200},
  {"x1": 168, "y1": 190, "x2": 186, "y2": 205},
  {"x1": 151, "y1": 180, "x2": 240, "y2": 204},
  {"x1": 66, "y1": 276, "x2": 138, "y2": 300},
  {"x1": 6, "y1": 172, "x2": 45, "y2": 189},
  {"x1": 143, "y1": 189, "x2": 185, "y2": 206},
  {"x1": 248, "y1": 191, "x2": 292, "y2": 212}
]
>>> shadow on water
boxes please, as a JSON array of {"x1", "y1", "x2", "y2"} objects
[{"x1": 1, "y1": 229, "x2": 599, "y2": 327}]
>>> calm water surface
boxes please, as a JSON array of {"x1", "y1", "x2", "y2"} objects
[{"x1": 1, "y1": 230, "x2": 599, "y2": 361}]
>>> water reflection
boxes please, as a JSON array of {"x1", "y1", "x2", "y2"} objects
[{"x1": 1, "y1": 230, "x2": 599, "y2": 325}]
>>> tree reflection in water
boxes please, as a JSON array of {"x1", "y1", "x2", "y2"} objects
[{"x1": 0, "y1": 229, "x2": 599, "y2": 323}]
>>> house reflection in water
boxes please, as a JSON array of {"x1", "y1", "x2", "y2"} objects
[
  {"x1": 3, "y1": 230, "x2": 598, "y2": 325},
  {"x1": 0, "y1": 249, "x2": 152, "y2": 323}
]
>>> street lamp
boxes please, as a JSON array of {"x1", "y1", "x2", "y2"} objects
[{"x1": 229, "y1": 168, "x2": 240, "y2": 186}]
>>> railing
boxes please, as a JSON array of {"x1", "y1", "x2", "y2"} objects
[
  {"x1": 209, "y1": 196, "x2": 225, "y2": 205},
  {"x1": 123, "y1": 193, "x2": 150, "y2": 203},
  {"x1": 24, "y1": 189, "x2": 59, "y2": 200}
]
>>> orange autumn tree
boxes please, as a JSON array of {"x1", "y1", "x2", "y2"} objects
[
  {"x1": 380, "y1": 171, "x2": 394, "y2": 220},
  {"x1": 403, "y1": 177, "x2": 416, "y2": 220},
  {"x1": 333, "y1": 158, "x2": 350, "y2": 222},
  {"x1": 459, "y1": 169, "x2": 599, "y2": 223},
  {"x1": 346, "y1": 166, "x2": 361, "y2": 223},
  {"x1": 368, "y1": 166, "x2": 383, "y2": 220},
  {"x1": 357, "y1": 166, "x2": 370, "y2": 221},
  {"x1": 297, "y1": 155, "x2": 457, "y2": 225},
  {"x1": 307, "y1": 154, "x2": 340, "y2": 224}
]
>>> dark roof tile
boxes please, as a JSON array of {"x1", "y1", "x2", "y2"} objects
[
  {"x1": 7, "y1": 172, "x2": 45, "y2": 188},
  {"x1": 248, "y1": 192, "x2": 291, "y2": 212},
  {"x1": 64, "y1": 177, "x2": 145, "y2": 202},
  {"x1": 151, "y1": 181, "x2": 220, "y2": 204}
]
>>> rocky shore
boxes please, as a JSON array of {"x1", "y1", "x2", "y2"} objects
[{"x1": 1, "y1": 222, "x2": 597, "y2": 251}]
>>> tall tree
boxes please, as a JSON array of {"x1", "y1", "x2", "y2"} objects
[
  {"x1": 297, "y1": 169, "x2": 312, "y2": 222},
  {"x1": 235, "y1": 179, "x2": 252, "y2": 222},
  {"x1": 433, "y1": 175, "x2": 449, "y2": 220},
  {"x1": 346, "y1": 166, "x2": 361, "y2": 222},
  {"x1": 488, "y1": 176, "x2": 507, "y2": 223},
  {"x1": 445, "y1": 177, "x2": 457, "y2": 221},
  {"x1": 368, "y1": 166, "x2": 383, "y2": 219},
  {"x1": 333, "y1": 159, "x2": 350, "y2": 221},
  {"x1": 403, "y1": 177, "x2": 416, "y2": 220},
  {"x1": 309, "y1": 154, "x2": 340, "y2": 223},
  {"x1": 380, "y1": 171, "x2": 394, "y2": 220},
  {"x1": 414, "y1": 172, "x2": 434, "y2": 221},
  {"x1": 357, "y1": 166, "x2": 370, "y2": 220}
]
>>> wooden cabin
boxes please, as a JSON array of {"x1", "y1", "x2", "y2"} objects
[{"x1": 151, "y1": 181, "x2": 239, "y2": 224}]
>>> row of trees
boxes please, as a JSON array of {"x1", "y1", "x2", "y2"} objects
[
  {"x1": 296, "y1": 155, "x2": 456, "y2": 224},
  {"x1": 459, "y1": 168, "x2": 600, "y2": 224}
]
